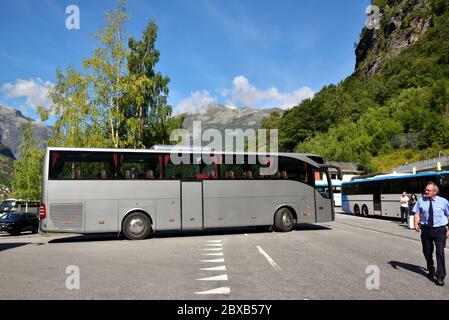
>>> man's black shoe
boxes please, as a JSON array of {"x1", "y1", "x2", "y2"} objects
[
  {"x1": 435, "y1": 279, "x2": 444, "y2": 286},
  {"x1": 428, "y1": 268, "x2": 436, "y2": 280}
]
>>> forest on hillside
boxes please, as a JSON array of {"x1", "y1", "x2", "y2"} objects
[{"x1": 262, "y1": 0, "x2": 449, "y2": 172}]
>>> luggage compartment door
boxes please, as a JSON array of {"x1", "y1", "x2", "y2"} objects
[{"x1": 181, "y1": 181, "x2": 203, "y2": 230}]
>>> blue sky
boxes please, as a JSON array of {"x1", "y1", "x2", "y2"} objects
[{"x1": 0, "y1": 0, "x2": 370, "y2": 123}]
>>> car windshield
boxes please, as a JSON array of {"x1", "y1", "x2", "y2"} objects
[
  {"x1": 0, "y1": 201, "x2": 15, "y2": 212},
  {"x1": 0, "y1": 213, "x2": 21, "y2": 220}
]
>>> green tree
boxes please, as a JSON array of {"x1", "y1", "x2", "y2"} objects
[
  {"x1": 12, "y1": 123, "x2": 44, "y2": 200},
  {"x1": 82, "y1": 0, "x2": 131, "y2": 148},
  {"x1": 127, "y1": 20, "x2": 173, "y2": 147},
  {"x1": 38, "y1": 66, "x2": 105, "y2": 147},
  {"x1": 39, "y1": 1, "x2": 179, "y2": 149}
]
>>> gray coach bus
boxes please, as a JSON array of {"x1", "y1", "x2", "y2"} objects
[{"x1": 39, "y1": 147, "x2": 340, "y2": 240}]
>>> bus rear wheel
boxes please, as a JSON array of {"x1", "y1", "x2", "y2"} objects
[
  {"x1": 354, "y1": 205, "x2": 360, "y2": 216},
  {"x1": 122, "y1": 212, "x2": 152, "y2": 240},
  {"x1": 362, "y1": 205, "x2": 369, "y2": 217},
  {"x1": 274, "y1": 208, "x2": 294, "y2": 232}
]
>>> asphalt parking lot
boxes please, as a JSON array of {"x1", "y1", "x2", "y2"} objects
[{"x1": 0, "y1": 213, "x2": 448, "y2": 300}]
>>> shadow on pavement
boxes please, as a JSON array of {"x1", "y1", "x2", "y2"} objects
[
  {"x1": 388, "y1": 260, "x2": 429, "y2": 278},
  {"x1": 0, "y1": 243, "x2": 31, "y2": 252},
  {"x1": 48, "y1": 233, "x2": 121, "y2": 244},
  {"x1": 293, "y1": 224, "x2": 332, "y2": 232},
  {"x1": 48, "y1": 223, "x2": 332, "y2": 243}
]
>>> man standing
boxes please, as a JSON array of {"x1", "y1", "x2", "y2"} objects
[
  {"x1": 400, "y1": 191, "x2": 409, "y2": 224},
  {"x1": 413, "y1": 182, "x2": 449, "y2": 286}
]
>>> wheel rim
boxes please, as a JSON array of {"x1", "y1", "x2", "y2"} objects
[
  {"x1": 128, "y1": 218, "x2": 146, "y2": 235},
  {"x1": 282, "y1": 212, "x2": 292, "y2": 227}
]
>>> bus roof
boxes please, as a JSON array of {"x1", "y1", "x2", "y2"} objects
[
  {"x1": 45, "y1": 146, "x2": 327, "y2": 168},
  {"x1": 315, "y1": 181, "x2": 342, "y2": 187},
  {"x1": 342, "y1": 171, "x2": 449, "y2": 185}
]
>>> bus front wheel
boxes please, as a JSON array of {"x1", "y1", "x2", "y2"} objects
[
  {"x1": 122, "y1": 212, "x2": 152, "y2": 240},
  {"x1": 274, "y1": 208, "x2": 294, "y2": 232}
]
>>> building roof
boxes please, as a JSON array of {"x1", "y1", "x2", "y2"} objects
[
  {"x1": 328, "y1": 161, "x2": 363, "y2": 174},
  {"x1": 392, "y1": 156, "x2": 449, "y2": 173}
]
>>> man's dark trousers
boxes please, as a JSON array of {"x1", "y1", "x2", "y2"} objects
[{"x1": 421, "y1": 225, "x2": 447, "y2": 280}]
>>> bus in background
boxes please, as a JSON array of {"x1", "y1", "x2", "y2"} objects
[
  {"x1": 0, "y1": 199, "x2": 40, "y2": 215},
  {"x1": 341, "y1": 171, "x2": 449, "y2": 218},
  {"x1": 315, "y1": 181, "x2": 342, "y2": 208},
  {"x1": 40, "y1": 146, "x2": 341, "y2": 240}
]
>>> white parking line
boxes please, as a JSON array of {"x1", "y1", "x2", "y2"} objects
[
  {"x1": 195, "y1": 287, "x2": 230, "y2": 295},
  {"x1": 200, "y1": 265, "x2": 227, "y2": 271},
  {"x1": 200, "y1": 258, "x2": 225, "y2": 263},
  {"x1": 197, "y1": 274, "x2": 228, "y2": 281},
  {"x1": 257, "y1": 246, "x2": 281, "y2": 271},
  {"x1": 196, "y1": 240, "x2": 230, "y2": 296}
]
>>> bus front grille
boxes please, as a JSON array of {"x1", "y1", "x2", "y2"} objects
[{"x1": 49, "y1": 203, "x2": 84, "y2": 229}]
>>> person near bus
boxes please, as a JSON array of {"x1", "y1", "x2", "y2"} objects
[
  {"x1": 100, "y1": 169, "x2": 107, "y2": 180},
  {"x1": 75, "y1": 169, "x2": 83, "y2": 180},
  {"x1": 125, "y1": 170, "x2": 133, "y2": 180},
  {"x1": 400, "y1": 191, "x2": 409, "y2": 224},
  {"x1": 280, "y1": 171, "x2": 288, "y2": 180},
  {"x1": 408, "y1": 194, "x2": 418, "y2": 215},
  {"x1": 145, "y1": 170, "x2": 155, "y2": 180},
  {"x1": 413, "y1": 182, "x2": 449, "y2": 286}
]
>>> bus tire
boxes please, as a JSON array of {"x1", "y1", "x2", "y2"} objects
[
  {"x1": 354, "y1": 205, "x2": 360, "y2": 216},
  {"x1": 362, "y1": 205, "x2": 369, "y2": 217},
  {"x1": 274, "y1": 208, "x2": 294, "y2": 232},
  {"x1": 122, "y1": 212, "x2": 152, "y2": 240}
]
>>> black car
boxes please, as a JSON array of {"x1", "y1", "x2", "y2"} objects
[{"x1": 0, "y1": 212, "x2": 39, "y2": 235}]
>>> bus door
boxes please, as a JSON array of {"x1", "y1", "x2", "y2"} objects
[
  {"x1": 313, "y1": 169, "x2": 334, "y2": 222},
  {"x1": 373, "y1": 182, "x2": 382, "y2": 215},
  {"x1": 438, "y1": 173, "x2": 449, "y2": 199},
  {"x1": 181, "y1": 181, "x2": 203, "y2": 230}
]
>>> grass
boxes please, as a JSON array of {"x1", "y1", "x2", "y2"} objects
[{"x1": 373, "y1": 148, "x2": 449, "y2": 173}]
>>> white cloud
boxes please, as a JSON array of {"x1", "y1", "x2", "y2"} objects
[
  {"x1": 176, "y1": 75, "x2": 314, "y2": 114},
  {"x1": 226, "y1": 75, "x2": 314, "y2": 110},
  {"x1": 176, "y1": 90, "x2": 216, "y2": 115},
  {"x1": 0, "y1": 78, "x2": 53, "y2": 108}
]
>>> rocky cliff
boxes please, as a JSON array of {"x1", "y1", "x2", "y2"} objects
[{"x1": 355, "y1": 0, "x2": 434, "y2": 76}]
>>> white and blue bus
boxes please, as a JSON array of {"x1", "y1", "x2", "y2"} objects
[
  {"x1": 341, "y1": 171, "x2": 449, "y2": 218},
  {"x1": 315, "y1": 180, "x2": 342, "y2": 208}
]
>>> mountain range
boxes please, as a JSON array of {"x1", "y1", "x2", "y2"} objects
[
  {"x1": 0, "y1": 103, "x2": 282, "y2": 185},
  {"x1": 0, "y1": 104, "x2": 52, "y2": 159},
  {"x1": 183, "y1": 104, "x2": 282, "y2": 129}
]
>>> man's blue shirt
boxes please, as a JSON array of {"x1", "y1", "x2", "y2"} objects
[{"x1": 413, "y1": 195, "x2": 449, "y2": 227}]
